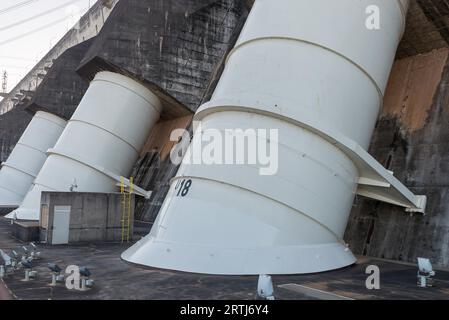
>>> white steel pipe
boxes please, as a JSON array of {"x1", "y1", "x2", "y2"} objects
[
  {"x1": 8, "y1": 72, "x2": 162, "y2": 220},
  {"x1": 0, "y1": 112, "x2": 66, "y2": 211},
  {"x1": 123, "y1": 0, "x2": 411, "y2": 275}
]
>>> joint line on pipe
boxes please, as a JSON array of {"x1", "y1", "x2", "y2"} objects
[
  {"x1": 91, "y1": 77, "x2": 162, "y2": 113},
  {"x1": 195, "y1": 105, "x2": 425, "y2": 211},
  {"x1": 46, "y1": 149, "x2": 152, "y2": 199},
  {"x1": 34, "y1": 113, "x2": 67, "y2": 130},
  {"x1": 227, "y1": 36, "x2": 384, "y2": 110},
  {"x1": 1, "y1": 161, "x2": 37, "y2": 179},
  {"x1": 0, "y1": 185, "x2": 24, "y2": 197},
  {"x1": 68, "y1": 119, "x2": 141, "y2": 154},
  {"x1": 170, "y1": 175, "x2": 345, "y2": 244},
  {"x1": 16, "y1": 142, "x2": 48, "y2": 156}
]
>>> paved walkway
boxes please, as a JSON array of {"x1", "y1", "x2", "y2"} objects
[
  {"x1": 0, "y1": 280, "x2": 14, "y2": 300},
  {"x1": 1, "y1": 217, "x2": 449, "y2": 300}
]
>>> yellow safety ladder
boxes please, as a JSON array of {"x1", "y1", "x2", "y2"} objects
[{"x1": 120, "y1": 177, "x2": 133, "y2": 243}]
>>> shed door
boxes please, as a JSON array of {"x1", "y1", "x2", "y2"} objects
[{"x1": 52, "y1": 206, "x2": 71, "y2": 245}]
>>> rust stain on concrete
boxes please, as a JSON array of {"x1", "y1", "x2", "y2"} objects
[
  {"x1": 141, "y1": 115, "x2": 193, "y2": 161},
  {"x1": 383, "y1": 48, "x2": 449, "y2": 131}
]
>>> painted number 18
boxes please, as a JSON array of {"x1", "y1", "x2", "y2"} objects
[{"x1": 175, "y1": 179, "x2": 192, "y2": 197}]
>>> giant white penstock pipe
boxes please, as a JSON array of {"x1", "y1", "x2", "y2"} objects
[
  {"x1": 8, "y1": 72, "x2": 162, "y2": 220},
  {"x1": 0, "y1": 112, "x2": 66, "y2": 211},
  {"x1": 123, "y1": 0, "x2": 423, "y2": 275}
]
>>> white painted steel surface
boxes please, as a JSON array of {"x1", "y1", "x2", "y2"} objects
[
  {"x1": 8, "y1": 72, "x2": 162, "y2": 220},
  {"x1": 122, "y1": 0, "x2": 419, "y2": 275},
  {"x1": 0, "y1": 112, "x2": 66, "y2": 210}
]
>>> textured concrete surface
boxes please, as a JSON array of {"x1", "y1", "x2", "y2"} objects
[
  {"x1": 26, "y1": 40, "x2": 93, "y2": 120},
  {"x1": 0, "y1": 280, "x2": 14, "y2": 300},
  {"x1": 77, "y1": 0, "x2": 250, "y2": 116},
  {"x1": 12, "y1": 221, "x2": 39, "y2": 243},
  {"x1": 398, "y1": 0, "x2": 449, "y2": 58},
  {"x1": 131, "y1": 116, "x2": 192, "y2": 221},
  {"x1": 1, "y1": 218, "x2": 449, "y2": 300},
  {"x1": 383, "y1": 48, "x2": 449, "y2": 131},
  {"x1": 0, "y1": 105, "x2": 32, "y2": 163},
  {"x1": 346, "y1": 47, "x2": 449, "y2": 268},
  {"x1": 40, "y1": 192, "x2": 135, "y2": 244}
]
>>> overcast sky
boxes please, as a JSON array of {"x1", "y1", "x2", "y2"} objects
[{"x1": 0, "y1": 0, "x2": 93, "y2": 102}]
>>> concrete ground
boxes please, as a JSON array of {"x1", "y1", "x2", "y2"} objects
[
  {"x1": 0, "y1": 280, "x2": 13, "y2": 300},
  {"x1": 1, "y1": 217, "x2": 449, "y2": 300}
]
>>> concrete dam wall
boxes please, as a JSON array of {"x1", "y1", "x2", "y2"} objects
[
  {"x1": 2, "y1": 0, "x2": 449, "y2": 271},
  {"x1": 345, "y1": 48, "x2": 449, "y2": 267}
]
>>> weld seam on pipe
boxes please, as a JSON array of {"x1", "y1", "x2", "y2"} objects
[
  {"x1": 34, "y1": 113, "x2": 67, "y2": 129},
  {"x1": 46, "y1": 149, "x2": 124, "y2": 184},
  {"x1": 195, "y1": 105, "x2": 362, "y2": 176},
  {"x1": 170, "y1": 175, "x2": 345, "y2": 243},
  {"x1": 188, "y1": 125, "x2": 356, "y2": 188},
  {"x1": 91, "y1": 77, "x2": 163, "y2": 114},
  {"x1": 0, "y1": 162, "x2": 36, "y2": 179},
  {"x1": 179, "y1": 165, "x2": 351, "y2": 215},
  {"x1": 66, "y1": 119, "x2": 141, "y2": 154},
  {"x1": 44, "y1": 151, "x2": 149, "y2": 198},
  {"x1": 226, "y1": 36, "x2": 383, "y2": 111},
  {"x1": 0, "y1": 185, "x2": 24, "y2": 197},
  {"x1": 15, "y1": 142, "x2": 48, "y2": 156}
]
